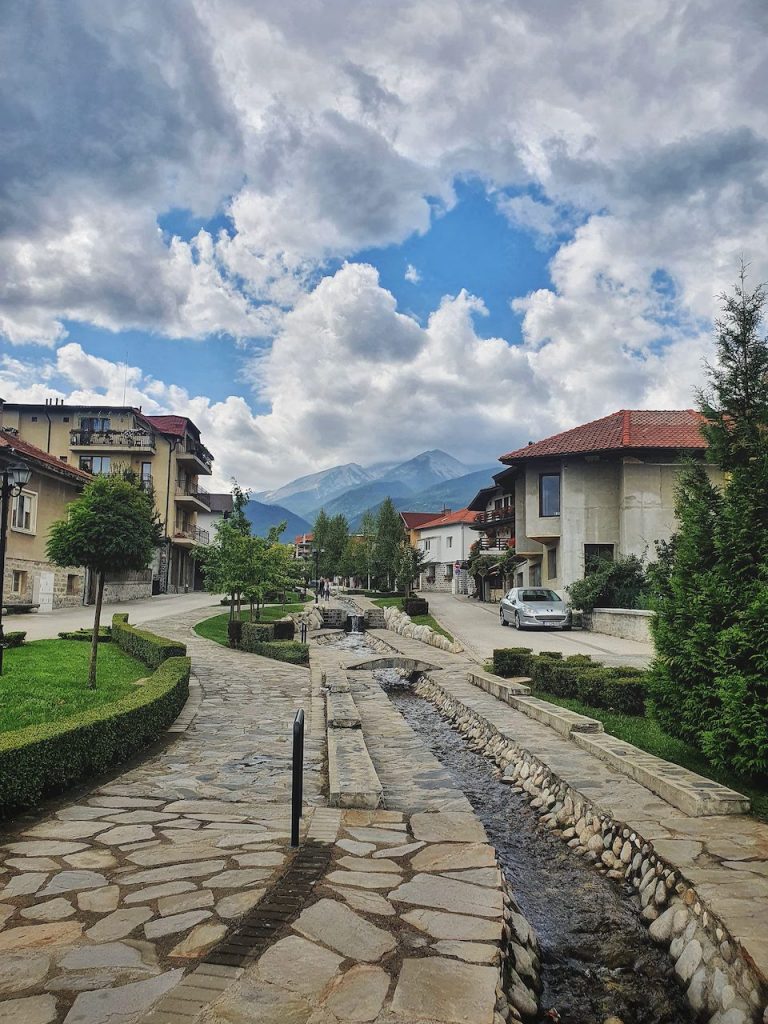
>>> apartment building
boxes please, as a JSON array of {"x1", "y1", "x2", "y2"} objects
[
  {"x1": 415, "y1": 508, "x2": 476, "y2": 594},
  {"x1": 0, "y1": 401, "x2": 215, "y2": 597},
  {"x1": 469, "y1": 409, "x2": 720, "y2": 598},
  {"x1": 294, "y1": 532, "x2": 314, "y2": 560},
  {"x1": 1, "y1": 429, "x2": 91, "y2": 610}
]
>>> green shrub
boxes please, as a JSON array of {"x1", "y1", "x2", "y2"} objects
[
  {"x1": 272, "y1": 618, "x2": 296, "y2": 641},
  {"x1": 404, "y1": 597, "x2": 429, "y2": 616},
  {"x1": 111, "y1": 614, "x2": 186, "y2": 669},
  {"x1": 574, "y1": 668, "x2": 646, "y2": 715},
  {"x1": 4, "y1": 632, "x2": 26, "y2": 649},
  {"x1": 227, "y1": 619, "x2": 243, "y2": 648},
  {"x1": 533, "y1": 657, "x2": 579, "y2": 698},
  {"x1": 567, "y1": 554, "x2": 650, "y2": 611},
  {"x1": 0, "y1": 655, "x2": 190, "y2": 815},
  {"x1": 57, "y1": 628, "x2": 111, "y2": 643},
  {"x1": 493, "y1": 648, "x2": 534, "y2": 678},
  {"x1": 246, "y1": 640, "x2": 309, "y2": 665},
  {"x1": 240, "y1": 622, "x2": 276, "y2": 650}
]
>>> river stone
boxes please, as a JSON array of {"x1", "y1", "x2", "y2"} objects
[
  {"x1": 168, "y1": 923, "x2": 227, "y2": 958},
  {"x1": 63, "y1": 852, "x2": 117, "y2": 870},
  {"x1": 0, "y1": 994, "x2": 57, "y2": 1024},
  {"x1": 2, "y1": 873, "x2": 49, "y2": 898},
  {"x1": 441, "y1": 868, "x2": 500, "y2": 888},
  {"x1": 62, "y1": 968, "x2": 183, "y2": 1024},
  {"x1": 389, "y1": 874, "x2": 503, "y2": 918},
  {"x1": 432, "y1": 940, "x2": 499, "y2": 963},
  {"x1": 215, "y1": 890, "x2": 266, "y2": 919},
  {"x1": 675, "y1": 940, "x2": 703, "y2": 983},
  {"x1": 21, "y1": 899, "x2": 75, "y2": 922},
  {"x1": 402, "y1": 910, "x2": 500, "y2": 941},
  {"x1": 411, "y1": 843, "x2": 496, "y2": 872},
  {"x1": 95, "y1": 825, "x2": 156, "y2": 846},
  {"x1": 78, "y1": 886, "x2": 120, "y2": 913},
  {"x1": 328, "y1": 885, "x2": 396, "y2": 917},
  {"x1": 373, "y1": 842, "x2": 425, "y2": 859},
  {"x1": 649, "y1": 905, "x2": 679, "y2": 944},
  {"x1": 326, "y1": 870, "x2": 398, "y2": 890},
  {"x1": 322, "y1": 964, "x2": 389, "y2": 1021},
  {"x1": 391, "y1": 956, "x2": 497, "y2": 1023},
  {"x1": 0, "y1": 921, "x2": 83, "y2": 952},
  {"x1": 206, "y1": 869, "x2": 271, "y2": 888},
  {"x1": 3, "y1": 842, "x2": 87, "y2": 857},
  {"x1": 145, "y1": 910, "x2": 212, "y2": 939},
  {"x1": 119, "y1": 860, "x2": 225, "y2": 885},
  {"x1": 158, "y1": 890, "x2": 214, "y2": 916},
  {"x1": 410, "y1": 812, "x2": 487, "y2": 844},
  {"x1": 336, "y1": 856, "x2": 401, "y2": 873},
  {"x1": 0, "y1": 951, "x2": 51, "y2": 994},
  {"x1": 293, "y1": 899, "x2": 396, "y2": 961},
  {"x1": 123, "y1": 882, "x2": 196, "y2": 904},
  {"x1": 257, "y1": 936, "x2": 343, "y2": 995},
  {"x1": 39, "y1": 871, "x2": 107, "y2": 897},
  {"x1": 86, "y1": 908, "x2": 153, "y2": 942}
]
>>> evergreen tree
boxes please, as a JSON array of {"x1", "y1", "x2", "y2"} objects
[{"x1": 373, "y1": 498, "x2": 404, "y2": 589}]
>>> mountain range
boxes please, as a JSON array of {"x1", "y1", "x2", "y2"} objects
[{"x1": 246, "y1": 449, "x2": 497, "y2": 538}]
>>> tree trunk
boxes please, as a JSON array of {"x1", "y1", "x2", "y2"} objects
[
  {"x1": 88, "y1": 571, "x2": 105, "y2": 690},
  {"x1": 229, "y1": 592, "x2": 235, "y2": 621}
]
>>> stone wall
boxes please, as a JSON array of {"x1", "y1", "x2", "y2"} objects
[
  {"x1": 420, "y1": 561, "x2": 454, "y2": 592},
  {"x1": 102, "y1": 569, "x2": 153, "y2": 604},
  {"x1": 382, "y1": 604, "x2": 464, "y2": 654},
  {"x1": 414, "y1": 674, "x2": 766, "y2": 1024},
  {"x1": 3, "y1": 556, "x2": 84, "y2": 610},
  {"x1": 586, "y1": 607, "x2": 655, "y2": 643}
]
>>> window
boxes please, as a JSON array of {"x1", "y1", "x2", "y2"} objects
[
  {"x1": 79, "y1": 455, "x2": 111, "y2": 474},
  {"x1": 529, "y1": 563, "x2": 542, "y2": 586},
  {"x1": 11, "y1": 491, "x2": 36, "y2": 533},
  {"x1": 80, "y1": 416, "x2": 111, "y2": 432},
  {"x1": 423, "y1": 539, "x2": 431, "y2": 551},
  {"x1": 539, "y1": 473, "x2": 561, "y2": 517},
  {"x1": 141, "y1": 461, "x2": 152, "y2": 481},
  {"x1": 66, "y1": 574, "x2": 80, "y2": 595},
  {"x1": 494, "y1": 498, "x2": 503, "y2": 510},
  {"x1": 12, "y1": 570, "x2": 27, "y2": 594},
  {"x1": 446, "y1": 537, "x2": 452, "y2": 549},
  {"x1": 584, "y1": 544, "x2": 615, "y2": 572},
  {"x1": 62, "y1": 416, "x2": 70, "y2": 423},
  {"x1": 445, "y1": 563, "x2": 453, "y2": 580},
  {"x1": 516, "y1": 572, "x2": 524, "y2": 587},
  {"x1": 547, "y1": 546, "x2": 558, "y2": 580},
  {"x1": 31, "y1": 416, "x2": 38, "y2": 422}
]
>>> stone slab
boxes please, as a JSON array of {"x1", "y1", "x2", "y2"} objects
[
  {"x1": 322, "y1": 963, "x2": 390, "y2": 1021},
  {"x1": 328, "y1": 729, "x2": 383, "y2": 810},
  {"x1": 410, "y1": 812, "x2": 488, "y2": 844},
  {"x1": 62, "y1": 968, "x2": 183, "y2": 1024},
  {"x1": 256, "y1": 935, "x2": 343, "y2": 995},
  {"x1": 293, "y1": 898, "x2": 396, "y2": 961},
  {"x1": 410, "y1": 843, "x2": 497, "y2": 872},
  {"x1": 326, "y1": 689, "x2": 361, "y2": 728},
  {"x1": 390, "y1": 956, "x2": 498, "y2": 1024},
  {"x1": 389, "y1": 874, "x2": 503, "y2": 918}
]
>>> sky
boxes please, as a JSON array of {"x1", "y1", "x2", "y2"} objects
[{"x1": 1, "y1": 0, "x2": 767, "y2": 492}]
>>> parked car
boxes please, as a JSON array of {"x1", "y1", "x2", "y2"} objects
[{"x1": 499, "y1": 587, "x2": 572, "y2": 630}]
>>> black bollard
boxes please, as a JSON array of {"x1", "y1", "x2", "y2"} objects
[{"x1": 291, "y1": 709, "x2": 305, "y2": 847}]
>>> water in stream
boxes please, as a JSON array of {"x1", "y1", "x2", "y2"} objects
[{"x1": 384, "y1": 682, "x2": 694, "y2": 1024}]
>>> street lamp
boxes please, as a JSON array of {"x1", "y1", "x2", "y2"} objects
[
  {"x1": 312, "y1": 547, "x2": 324, "y2": 604},
  {"x1": 0, "y1": 462, "x2": 33, "y2": 676}
]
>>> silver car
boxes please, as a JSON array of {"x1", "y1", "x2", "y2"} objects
[{"x1": 499, "y1": 587, "x2": 572, "y2": 630}]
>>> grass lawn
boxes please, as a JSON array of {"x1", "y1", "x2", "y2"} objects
[
  {"x1": 371, "y1": 598, "x2": 454, "y2": 643},
  {"x1": 195, "y1": 604, "x2": 307, "y2": 647},
  {"x1": 0, "y1": 640, "x2": 147, "y2": 734},
  {"x1": 529, "y1": 687, "x2": 768, "y2": 821}
]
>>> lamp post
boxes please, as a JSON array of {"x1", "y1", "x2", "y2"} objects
[{"x1": 0, "y1": 462, "x2": 33, "y2": 676}]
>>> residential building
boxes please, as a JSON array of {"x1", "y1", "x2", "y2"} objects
[
  {"x1": 195, "y1": 493, "x2": 233, "y2": 589},
  {"x1": 0, "y1": 400, "x2": 215, "y2": 597},
  {"x1": 399, "y1": 511, "x2": 441, "y2": 548},
  {"x1": 469, "y1": 409, "x2": 719, "y2": 598},
  {"x1": 0, "y1": 429, "x2": 91, "y2": 611},
  {"x1": 415, "y1": 508, "x2": 477, "y2": 593},
  {"x1": 294, "y1": 532, "x2": 314, "y2": 560}
]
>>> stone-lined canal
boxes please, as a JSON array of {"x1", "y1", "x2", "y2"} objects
[{"x1": 383, "y1": 679, "x2": 694, "y2": 1024}]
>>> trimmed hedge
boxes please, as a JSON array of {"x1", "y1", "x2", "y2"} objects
[
  {"x1": 403, "y1": 597, "x2": 429, "y2": 616},
  {"x1": 4, "y1": 632, "x2": 26, "y2": 649},
  {"x1": 0, "y1": 653, "x2": 190, "y2": 815},
  {"x1": 250, "y1": 641, "x2": 309, "y2": 665},
  {"x1": 493, "y1": 647, "x2": 535, "y2": 678},
  {"x1": 112, "y1": 614, "x2": 186, "y2": 669},
  {"x1": 272, "y1": 618, "x2": 296, "y2": 641},
  {"x1": 227, "y1": 619, "x2": 243, "y2": 648},
  {"x1": 240, "y1": 622, "x2": 275, "y2": 647},
  {"x1": 58, "y1": 628, "x2": 111, "y2": 643}
]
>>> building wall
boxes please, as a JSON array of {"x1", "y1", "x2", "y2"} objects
[
  {"x1": 558, "y1": 460, "x2": 621, "y2": 590},
  {"x1": 4, "y1": 556, "x2": 84, "y2": 610}
]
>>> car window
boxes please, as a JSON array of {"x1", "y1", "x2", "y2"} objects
[{"x1": 521, "y1": 589, "x2": 560, "y2": 602}]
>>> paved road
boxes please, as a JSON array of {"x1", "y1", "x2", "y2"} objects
[
  {"x1": 424, "y1": 591, "x2": 654, "y2": 669},
  {"x1": 4, "y1": 591, "x2": 223, "y2": 640}
]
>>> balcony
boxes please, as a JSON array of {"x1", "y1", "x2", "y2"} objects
[
  {"x1": 176, "y1": 439, "x2": 213, "y2": 475},
  {"x1": 70, "y1": 428, "x2": 155, "y2": 452},
  {"x1": 173, "y1": 526, "x2": 210, "y2": 547},
  {"x1": 478, "y1": 537, "x2": 515, "y2": 551},
  {"x1": 175, "y1": 482, "x2": 211, "y2": 510},
  {"x1": 472, "y1": 508, "x2": 515, "y2": 529}
]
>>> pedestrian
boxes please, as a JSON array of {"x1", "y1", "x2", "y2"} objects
[{"x1": 325, "y1": 579, "x2": 331, "y2": 601}]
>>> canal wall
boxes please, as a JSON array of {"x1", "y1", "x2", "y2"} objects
[{"x1": 414, "y1": 672, "x2": 767, "y2": 1024}]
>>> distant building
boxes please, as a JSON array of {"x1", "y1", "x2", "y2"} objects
[
  {"x1": 294, "y1": 532, "x2": 314, "y2": 560},
  {"x1": 414, "y1": 508, "x2": 476, "y2": 593},
  {"x1": 399, "y1": 511, "x2": 442, "y2": 548},
  {"x1": 1, "y1": 429, "x2": 91, "y2": 611}
]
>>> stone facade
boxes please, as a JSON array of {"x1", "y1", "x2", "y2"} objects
[
  {"x1": 4, "y1": 556, "x2": 84, "y2": 611},
  {"x1": 102, "y1": 569, "x2": 153, "y2": 604}
]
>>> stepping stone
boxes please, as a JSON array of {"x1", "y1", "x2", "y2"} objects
[
  {"x1": 0, "y1": 952, "x2": 51, "y2": 995},
  {"x1": 123, "y1": 882, "x2": 197, "y2": 905},
  {"x1": 77, "y1": 886, "x2": 120, "y2": 913},
  {"x1": 158, "y1": 890, "x2": 213, "y2": 916},
  {"x1": 293, "y1": 899, "x2": 396, "y2": 961},
  {"x1": 336, "y1": 839, "x2": 375, "y2": 856},
  {"x1": 0, "y1": 905, "x2": 13, "y2": 927},
  {"x1": 389, "y1": 874, "x2": 503, "y2": 918},
  {"x1": 0, "y1": 993, "x2": 57, "y2": 1024},
  {"x1": 442, "y1": 868, "x2": 501, "y2": 888},
  {"x1": 0, "y1": 921, "x2": 83, "y2": 952},
  {"x1": 21, "y1": 899, "x2": 75, "y2": 922},
  {"x1": 322, "y1": 963, "x2": 390, "y2": 1022},
  {"x1": 336, "y1": 856, "x2": 401, "y2": 873},
  {"x1": 5, "y1": 858, "x2": 58, "y2": 872},
  {"x1": 410, "y1": 812, "x2": 487, "y2": 844},
  {"x1": 411, "y1": 843, "x2": 497, "y2": 872},
  {"x1": 39, "y1": 871, "x2": 107, "y2": 897},
  {"x1": 56, "y1": 807, "x2": 110, "y2": 821},
  {"x1": 391, "y1": 956, "x2": 498, "y2": 1024},
  {"x1": 345, "y1": 827, "x2": 412, "y2": 845},
  {"x1": 145, "y1": 910, "x2": 212, "y2": 939},
  {"x1": 126, "y1": 846, "x2": 224, "y2": 867},
  {"x1": 58, "y1": 942, "x2": 153, "y2": 972},
  {"x1": 206, "y1": 869, "x2": 271, "y2": 888},
  {"x1": 328, "y1": 885, "x2": 395, "y2": 917},
  {"x1": 86, "y1": 908, "x2": 153, "y2": 942},
  {"x1": 96, "y1": 825, "x2": 156, "y2": 846},
  {"x1": 326, "y1": 870, "x2": 397, "y2": 890},
  {"x1": 400, "y1": 909, "x2": 500, "y2": 941},
  {"x1": 3, "y1": 843, "x2": 87, "y2": 857},
  {"x1": 120, "y1": 860, "x2": 225, "y2": 886},
  {"x1": 101, "y1": 811, "x2": 178, "y2": 825},
  {"x1": 433, "y1": 940, "x2": 499, "y2": 963},
  {"x1": 22, "y1": 821, "x2": 109, "y2": 841},
  {"x1": 168, "y1": 922, "x2": 227, "y2": 958},
  {"x1": 215, "y1": 889, "x2": 265, "y2": 919},
  {"x1": 63, "y1": 852, "x2": 117, "y2": 870},
  {"x1": 62, "y1": 968, "x2": 183, "y2": 1024},
  {"x1": 373, "y1": 842, "x2": 425, "y2": 859},
  {"x1": 232, "y1": 852, "x2": 284, "y2": 867},
  {"x1": 2, "y1": 873, "x2": 49, "y2": 898},
  {"x1": 256, "y1": 936, "x2": 343, "y2": 995},
  {"x1": 88, "y1": 796, "x2": 164, "y2": 809}
]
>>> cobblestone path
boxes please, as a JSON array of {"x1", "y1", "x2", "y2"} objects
[{"x1": 0, "y1": 609, "x2": 324, "y2": 1024}]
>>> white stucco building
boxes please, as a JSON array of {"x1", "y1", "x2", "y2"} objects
[{"x1": 415, "y1": 508, "x2": 477, "y2": 593}]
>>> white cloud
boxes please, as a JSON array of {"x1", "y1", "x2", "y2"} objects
[{"x1": 405, "y1": 264, "x2": 421, "y2": 283}]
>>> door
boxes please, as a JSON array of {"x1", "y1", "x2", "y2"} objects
[{"x1": 33, "y1": 571, "x2": 55, "y2": 613}]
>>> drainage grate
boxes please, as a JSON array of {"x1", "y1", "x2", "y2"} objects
[{"x1": 202, "y1": 839, "x2": 332, "y2": 968}]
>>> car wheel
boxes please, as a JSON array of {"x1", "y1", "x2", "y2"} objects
[
  {"x1": 499, "y1": 608, "x2": 508, "y2": 627},
  {"x1": 514, "y1": 612, "x2": 522, "y2": 630}
]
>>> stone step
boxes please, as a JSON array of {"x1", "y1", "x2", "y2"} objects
[
  {"x1": 326, "y1": 690, "x2": 361, "y2": 729},
  {"x1": 327, "y1": 730, "x2": 383, "y2": 810}
]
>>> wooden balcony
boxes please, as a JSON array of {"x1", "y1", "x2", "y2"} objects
[{"x1": 472, "y1": 508, "x2": 515, "y2": 529}]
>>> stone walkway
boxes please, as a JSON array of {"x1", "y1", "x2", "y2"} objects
[{"x1": 0, "y1": 609, "x2": 323, "y2": 1024}]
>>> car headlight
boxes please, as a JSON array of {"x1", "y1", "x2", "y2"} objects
[{"x1": 522, "y1": 605, "x2": 535, "y2": 615}]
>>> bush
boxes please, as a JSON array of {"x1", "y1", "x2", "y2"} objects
[
  {"x1": 0, "y1": 655, "x2": 190, "y2": 815},
  {"x1": 493, "y1": 648, "x2": 534, "y2": 678},
  {"x1": 568, "y1": 554, "x2": 650, "y2": 612},
  {"x1": 567, "y1": 667, "x2": 647, "y2": 715},
  {"x1": 227, "y1": 619, "x2": 243, "y2": 648},
  {"x1": 404, "y1": 597, "x2": 429, "y2": 616},
  {"x1": 57, "y1": 629, "x2": 111, "y2": 643},
  {"x1": 111, "y1": 614, "x2": 186, "y2": 669},
  {"x1": 240, "y1": 622, "x2": 276, "y2": 649},
  {"x1": 533, "y1": 657, "x2": 579, "y2": 698},
  {"x1": 4, "y1": 632, "x2": 26, "y2": 649},
  {"x1": 272, "y1": 618, "x2": 296, "y2": 641},
  {"x1": 251, "y1": 641, "x2": 309, "y2": 665}
]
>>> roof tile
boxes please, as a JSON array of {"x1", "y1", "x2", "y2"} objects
[{"x1": 0, "y1": 431, "x2": 92, "y2": 484}]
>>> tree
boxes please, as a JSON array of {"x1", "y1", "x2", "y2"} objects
[
  {"x1": 359, "y1": 510, "x2": 377, "y2": 590},
  {"x1": 372, "y1": 498, "x2": 404, "y2": 589},
  {"x1": 47, "y1": 474, "x2": 161, "y2": 688},
  {"x1": 394, "y1": 542, "x2": 426, "y2": 596}
]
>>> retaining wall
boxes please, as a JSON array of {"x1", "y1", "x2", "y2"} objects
[{"x1": 586, "y1": 607, "x2": 655, "y2": 642}]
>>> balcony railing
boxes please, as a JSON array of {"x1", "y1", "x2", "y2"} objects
[
  {"x1": 174, "y1": 526, "x2": 210, "y2": 545},
  {"x1": 70, "y1": 429, "x2": 155, "y2": 449},
  {"x1": 175, "y1": 482, "x2": 211, "y2": 508},
  {"x1": 474, "y1": 508, "x2": 514, "y2": 525},
  {"x1": 178, "y1": 438, "x2": 213, "y2": 471},
  {"x1": 478, "y1": 537, "x2": 515, "y2": 551}
]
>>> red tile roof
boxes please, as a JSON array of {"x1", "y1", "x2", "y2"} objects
[
  {"x1": 0, "y1": 431, "x2": 92, "y2": 484},
  {"x1": 500, "y1": 409, "x2": 707, "y2": 463},
  {"x1": 417, "y1": 507, "x2": 477, "y2": 529},
  {"x1": 144, "y1": 414, "x2": 190, "y2": 437},
  {"x1": 295, "y1": 532, "x2": 314, "y2": 545},
  {"x1": 400, "y1": 511, "x2": 442, "y2": 530}
]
